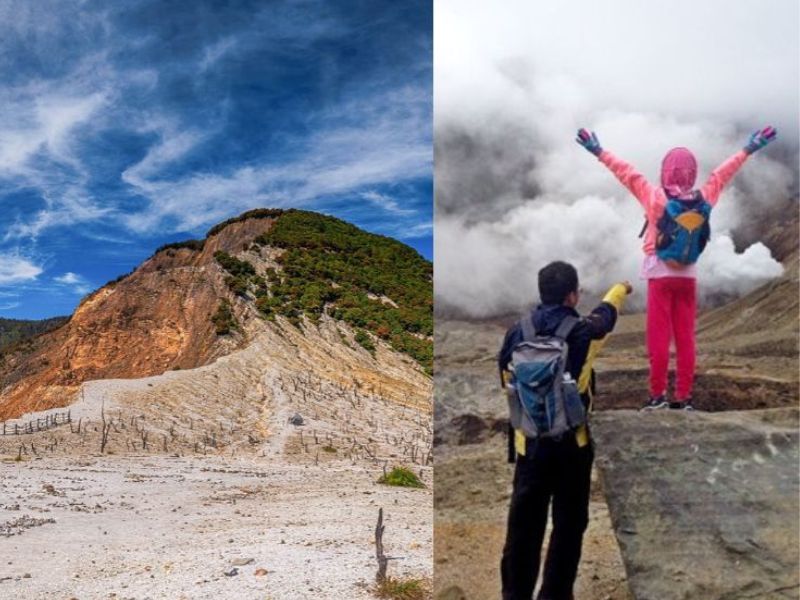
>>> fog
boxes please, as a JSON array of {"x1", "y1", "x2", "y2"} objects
[{"x1": 434, "y1": 0, "x2": 798, "y2": 316}]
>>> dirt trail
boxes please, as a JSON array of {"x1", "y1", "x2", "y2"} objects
[{"x1": 261, "y1": 369, "x2": 294, "y2": 457}]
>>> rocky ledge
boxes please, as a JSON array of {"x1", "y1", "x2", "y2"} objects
[{"x1": 592, "y1": 408, "x2": 799, "y2": 600}]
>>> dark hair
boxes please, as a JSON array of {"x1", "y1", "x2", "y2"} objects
[{"x1": 538, "y1": 261, "x2": 579, "y2": 305}]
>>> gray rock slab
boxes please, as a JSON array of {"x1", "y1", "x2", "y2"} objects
[{"x1": 592, "y1": 408, "x2": 799, "y2": 600}]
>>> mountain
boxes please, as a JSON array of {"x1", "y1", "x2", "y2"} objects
[
  {"x1": 0, "y1": 209, "x2": 434, "y2": 599},
  {"x1": 0, "y1": 209, "x2": 432, "y2": 421},
  {"x1": 696, "y1": 250, "x2": 798, "y2": 357},
  {"x1": 0, "y1": 316, "x2": 68, "y2": 354}
]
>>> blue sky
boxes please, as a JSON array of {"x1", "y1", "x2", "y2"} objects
[{"x1": 0, "y1": 0, "x2": 432, "y2": 319}]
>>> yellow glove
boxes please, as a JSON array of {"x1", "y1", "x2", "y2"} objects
[{"x1": 602, "y1": 281, "x2": 631, "y2": 311}]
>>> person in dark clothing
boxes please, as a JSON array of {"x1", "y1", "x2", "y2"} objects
[{"x1": 499, "y1": 260, "x2": 631, "y2": 600}]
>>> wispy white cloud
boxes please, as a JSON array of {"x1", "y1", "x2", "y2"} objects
[
  {"x1": 0, "y1": 255, "x2": 43, "y2": 284},
  {"x1": 0, "y1": 51, "x2": 109, "y2": 176},
  {"x1": 54, "y1": 271, "x2": 91, "y2": 294},
  {"x1": 121, "y1": 124, "x2": 207, "y2": 187},
  {"x1": 121, "y1": 86, "x2": 431, "y2": 234},
  {"x1": 15, "y1": 192, "x2": 112, "y2": 240},
  {"x1": 0, "y1": 91, "x2": 106, "y2": 176},
  {"x1": 0, "y1": 55, "x2": 113, "y2": 241},
  {"x1": 361, "y1": 191, "x2": 416, "y2": 215},
  {"x1": 1, "y1": 4, "x2": 432, "y2": 245},
  {"x1": 402, "y1": 221, "x2": 433, "y2": 238},
  {"x1": 0, "y1": 302, "x2": 20, "y2": 310},
  {"x1": 367, "y1": 217, "x2": 433, "y2": 242},
  {"x1": 54, "y1": 272, "x2": 80, "y2": 285},
  {"x1": 199, "y1": 36, "x2": 238, "y2": 71}
]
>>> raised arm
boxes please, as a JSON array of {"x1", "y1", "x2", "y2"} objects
[
  {"x1": 572, "y1": 281, "x2": 632, "y2": 448},
  {"x1": 577, "y1": 282, "x2": 631, "y2": 396},
  {"x1": 701, "y1": 126, "x2": 777, "y2": 206},
  {"x1": 576, "y1": 129, "x2": 655, "y2": 210}
]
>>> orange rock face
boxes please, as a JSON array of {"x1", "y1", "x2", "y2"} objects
[{"x1": 0, "y1": 217, "x2": 278, "y2": 420}]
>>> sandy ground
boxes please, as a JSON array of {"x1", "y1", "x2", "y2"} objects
[
  {"x1": 0, "y1": 455, "x2": 432, "y2": 600},
  {"x1": 0, "y1": 318, "x2": 434, "y2": 599}
]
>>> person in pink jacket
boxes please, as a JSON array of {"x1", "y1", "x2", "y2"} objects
[{"x1": 576, "y1": 126, "x2": 777, "y2": 410}]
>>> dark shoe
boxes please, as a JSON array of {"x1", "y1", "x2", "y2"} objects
[
  {"x1": 669, "y1": 398, "x2": 695, "y2": 411},
  {"x1": 641, "y1": 394, "x2": 668, "y2": 411}
]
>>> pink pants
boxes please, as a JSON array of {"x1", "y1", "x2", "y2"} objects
[{"x1": 646, "y1": 277, "x2": 697, "y2": 400}]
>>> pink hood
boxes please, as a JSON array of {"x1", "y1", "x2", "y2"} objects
[{"x1": 660, "y1": 147, "x2": 697, "y2": 198}]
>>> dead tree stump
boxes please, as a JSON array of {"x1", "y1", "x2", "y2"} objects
[
  {"x1": 100, "y1": 403, "x2": 112, "y2": 454},
  {"x1": 375, "y1": 507, "x2": 388, "y2": 584}
]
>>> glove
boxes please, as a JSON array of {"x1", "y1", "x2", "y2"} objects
[
  {"x1": 576, "y1": 128, "x2": 602, "y2": 156},
  {"x1": 744, "y1": 126, "x2": 777, "y2": 155}
]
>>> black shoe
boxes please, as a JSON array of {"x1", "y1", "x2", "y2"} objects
[
  {"x1": 641, "y1": 394, "x2": 668, "y2": 411},
  {"x1": 669, "y1": 399, "x2": 695, "y2": 411}
]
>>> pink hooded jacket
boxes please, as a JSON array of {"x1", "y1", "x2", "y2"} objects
[
  {"x1": 660, "y1": 147, "x2": 698, "y2": 198},
  {"x1": 597, "y1": 148, "x2": 749, "y2": 277}
]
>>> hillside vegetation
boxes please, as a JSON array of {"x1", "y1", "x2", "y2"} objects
[
  {"x1": 214, "y1": 209, "x2": 433, "y2": 373},
  {"x1": 0, "y1": 317, "x2": 68, "y2": 354}
]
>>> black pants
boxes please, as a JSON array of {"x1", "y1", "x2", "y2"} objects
[{"x1": 500, "y1": 435, "x2": 594, "y2": 600}]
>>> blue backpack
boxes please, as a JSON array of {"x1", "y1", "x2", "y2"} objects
[
  {"x1": 655, "y1": 192, "x2": 711, "y2": 266},
  {"x1": 506, "y1": 314, "x2": 586, "y2": 440}
]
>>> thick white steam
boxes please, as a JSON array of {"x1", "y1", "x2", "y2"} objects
[{"x1": 434, "y1": 0, "x2": 798, "y2": 317}]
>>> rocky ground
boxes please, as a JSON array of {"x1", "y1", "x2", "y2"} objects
[{"x1": 593, "y1": 407, "x2": 798, "y2": 600}]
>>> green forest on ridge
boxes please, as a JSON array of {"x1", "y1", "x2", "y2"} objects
[{"x1": 213, "y1": 209, "x2": 433, "y2": 374}]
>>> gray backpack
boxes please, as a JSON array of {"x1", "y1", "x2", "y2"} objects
[{"x1": 506, "y1": 314, "x2": 587, "y2": 440}]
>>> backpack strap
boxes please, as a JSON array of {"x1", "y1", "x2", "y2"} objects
[
  {"x1": 554, "y1": 315, "x2": 579, "y2": 340},
  {"x1": 519, "y1": 314, "x2": 537, "y2": 342},
  {"x1": 684, "y1": 191, "x2": 706, "y2": 210},
  {"x1": 695, "y1": 191, "x2": 711, "y2": 213},
  {"x1": 668, "y1": 190, "x2": 706, "y2": 209},
  {"x1": 637, "y1": 218, "x2": 648, "y2": 238}
]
